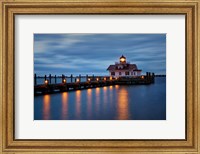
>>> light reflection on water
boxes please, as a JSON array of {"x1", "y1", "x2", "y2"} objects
[
  {"x1": 95, "y1": 87, "x2": 100, "y2": 114},
  {"x1": 115, "y1": 85, "x2": 119, "y2": 89},
  {"x1": 103, "y1": 86, "x2": 108, "y2": 112},
  {"x1": 117, "y1": 88, "x2": 129, "y2": 120},
  {"x1": 61, "y1": 92, "x2": 68, "y2": 119},
  {"x1": 35, "y1": 77, "x2": 166, "y2": 120},
  {"x1": 75, "y1": 90, "x2": 81, "y2": 119},
  {"x1": 87, "y1": 89, "x2": 92, "y2": 119},
  {"x1": 43, "y1": 95, "x2": 50, "y2": 120},
  {"x1": 109, "y1": 86, "x2": 114, "y2": 113}
]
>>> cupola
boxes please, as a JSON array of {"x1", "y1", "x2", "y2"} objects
[{"x1": 119, "y1": 55, "x2": 126, "y2": 63}]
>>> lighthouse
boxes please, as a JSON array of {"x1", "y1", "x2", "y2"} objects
[{"x1": 107, "y1": 55, "x2": 142, "y2": 77}]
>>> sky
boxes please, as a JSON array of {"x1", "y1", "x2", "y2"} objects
[{"x1": 34, "y1": 34, "x2": 166, "y2": 76}]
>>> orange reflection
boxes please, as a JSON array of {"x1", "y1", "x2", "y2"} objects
[
  {"x1": 117, "y1": 88, "x2": 129, "y2": 120},
  {"x1": 87, "y1": 89, "x2": 92, "y2": 118},
  {"x1": 61, "y1": 92, "x2": 68, "y2": 119},
  {"x1": 115, "y1": 85, "x2": 119, "y2": 89},
  {"x1": 109, "y1": 86, "x2": 113, "y2": 105},
  {"x1": 75, "y1": 90, "x2": 81, "y2": 118},
  {"x1": 95, "y1": 87, "x2": 100, "y2": 112},
  {"x1": 43, "y1": 94, "x2": 50, "y2": 120},
  {"x1": 103, "y1": 86, "x2": 108, "y2": 110},
  {"x1": 96, "y1": 87, "x2": 100, "y2": 94}
]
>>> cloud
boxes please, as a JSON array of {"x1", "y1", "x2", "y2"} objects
[{"x1": 34, "y1": 34, "x2": 166, "y2": 75}]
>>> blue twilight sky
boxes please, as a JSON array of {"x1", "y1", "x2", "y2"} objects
[{"x1": 34, "y1": 34, "x2": 166, "y2": 76}]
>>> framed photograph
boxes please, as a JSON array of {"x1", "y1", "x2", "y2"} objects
[
  {"x1": 0, "y1": 0, "x2": 199, "y2": 153},
  {"x1": 34, "y1": 33, "x2": 166, "y2": 121}
]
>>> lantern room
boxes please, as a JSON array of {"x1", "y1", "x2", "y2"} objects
[{"x1": 119, "y1": 55, "x2": 126, "y2": 63}]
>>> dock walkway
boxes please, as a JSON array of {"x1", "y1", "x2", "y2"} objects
[{"x1": 34, "y1": 73, "x2": 155, "y2": 96}]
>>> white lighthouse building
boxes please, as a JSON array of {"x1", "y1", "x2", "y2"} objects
[{"x1": 107, "y1": 55, "x2": 142, "y2": 78}]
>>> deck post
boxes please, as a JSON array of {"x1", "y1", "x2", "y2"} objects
[
  {"x1": 55, "y1": 75, "x2": 57, "y2": 84},
  {"x1": 79, "y1": 74, "x2": 81, "y2": 82},
  {"x1": 44, "y1": 75, "x2": 47, "y2": 85},
  {"x1": 49, "y1": 74, "x2": 51, "y2": 84},
  {"x1": 152, "y1": 72, "x2": 155, "y2": 83},
  {"x1": 86, "y1": 74, "x2": 88, "y2": 81},
  {"x1": 71, "y1": 74, "x2": 73, "y2": 83},
  {"x1": 62, "y1": 74, "x2": 65, "y2": 83},
  {"x1": 34, "y1": 73, "x2": 37, "y2": 85}
]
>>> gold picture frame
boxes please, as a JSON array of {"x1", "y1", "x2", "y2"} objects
[{"x1": 0, "y1": 0, "x2": 199, "y2": 153}]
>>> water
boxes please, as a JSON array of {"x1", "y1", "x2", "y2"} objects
[{"x1": 34, "y1": 77, "x2": 166, "y2": 120}]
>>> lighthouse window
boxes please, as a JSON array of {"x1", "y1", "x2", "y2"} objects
[
  {"x1": 111, "y1": 72, "x2": 115, "y2": 76},
  {"x1": 118, "y1": 65, "x2": 123, "y2": 69},
  {"x1": 125, "y1": 72, "x2": 129, "y2": 75}
]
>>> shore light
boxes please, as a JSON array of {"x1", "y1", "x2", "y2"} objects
[
  {"x1": 110, "y1": 77, "x2": 112, "y2": 80},
  {"x1": 96, "y1": 78, "x2": 99, "y2": 81},
  {"x1": 88, "y1": 78, "x2": 90, "y2": 82},
  {"x1": 63, "y1": 79, "x2": 66, "y2": 83},
  {"x1": 104, "y1": 77, "x2": 106, "y2": 81},
  {"x1": 44, "y1": 80, "x2": 48, "y2": 85},
  {"x1": 141, "y1": 76, "x2": 144, "y2": 79},
  {"x1": 76, "y1": 78, "x2": 80, "y2": 82}
]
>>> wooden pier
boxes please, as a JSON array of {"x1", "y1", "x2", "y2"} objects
[{"x1": 34, "y1": 72, "x2": 155, "y2": 96}]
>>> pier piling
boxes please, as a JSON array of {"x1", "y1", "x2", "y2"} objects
[
  {"x1": 34, "y1": 73, "x2": 37, "y2": 85},
  {"x1": 79, "y1": 74, "x2": 81, "y2": 82},
  {"x1": 49, "y1": 74, "x2": 51, "y2": 84},
  {"x1": 86, "y1": 74, "x2": 88, "y2": 81},
  {"x1": 70, "y1": 74, "x2": 73, "y2": 83}
]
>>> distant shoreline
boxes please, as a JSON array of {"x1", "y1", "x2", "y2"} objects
[
  {"x1": 154, "y1": 75, "x2": 166, "y2": 77},
  {"x1": 34, "y1": 74, "x2": 166, "y2": 78}
]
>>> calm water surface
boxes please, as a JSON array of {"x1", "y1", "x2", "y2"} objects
[{"x1": 34, "y1": 77, "x2": 166, "y2": 120}]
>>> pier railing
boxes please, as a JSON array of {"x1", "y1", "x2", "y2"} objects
[
  {"x1": 34, "y1": 72, "x2": 155, "y2": 96},
  {"x1": 34, "y1": 74, "x2": 111, "y2": 85}
]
